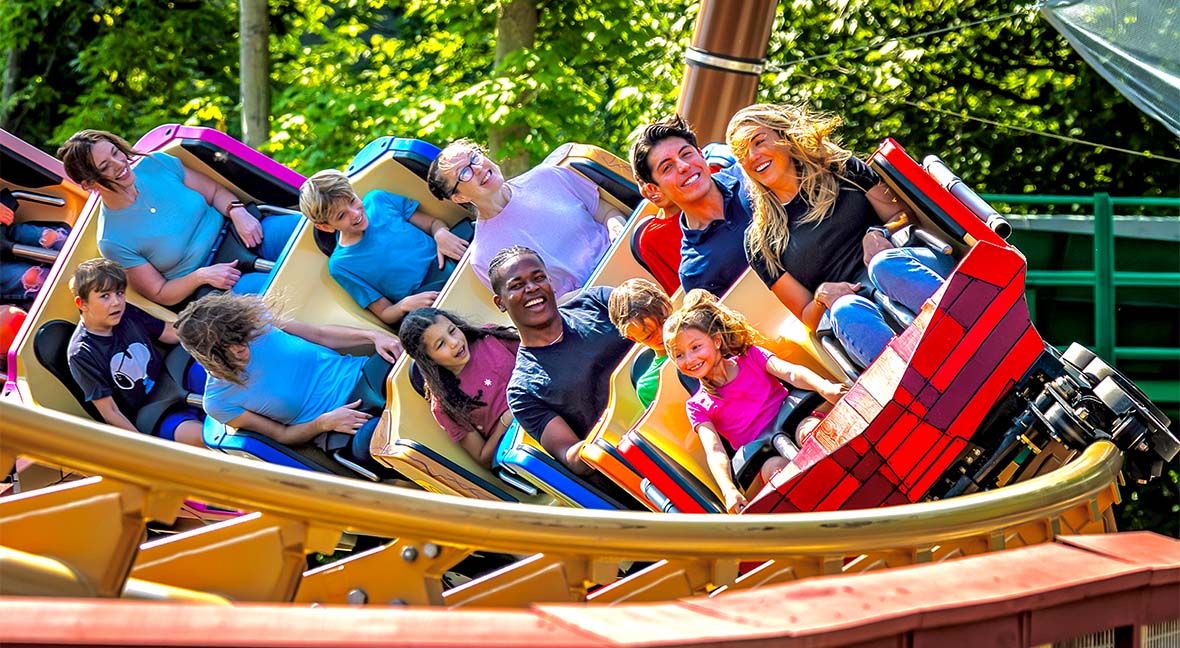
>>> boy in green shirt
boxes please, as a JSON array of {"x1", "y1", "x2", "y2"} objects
[{"x1": 608, "y1": 278, "x2": 673, "y2": 407}]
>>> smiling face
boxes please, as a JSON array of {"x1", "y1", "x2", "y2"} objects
[
  {"x1": 87, "y1": 139, "x2": 136, "y2": 192},
  {"x1": 492, "y1": 253, "x2": 557, "y2": 331},
  {"x1": 733, "y1": 124, "x2": 797, "y2": 196},
  {"x1": 645, "y1": 137, "x2": 713, "y2": 208},
  {"x1": 315, "y1": 194, "x2": 369, "y2": 236},
  {"x1": 76, "y1": 287, "x2": 127, "y2": 335},
  {"x1": 668, "y1": 327, "x2": 722, "y2": 380},
  {"x1": 421, "y1": 315, "x2": 471, "y2": 374},
  {"x1": 438, "y1": 144, "x2": 503, "y2": 207}
]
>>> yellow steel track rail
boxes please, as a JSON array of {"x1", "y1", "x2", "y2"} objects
[{"x1": 0, "y1": 400, "x2": 1122, "y2": 605}]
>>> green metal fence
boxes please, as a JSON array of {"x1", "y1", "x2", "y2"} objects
[{"x1": 982, "y1": 193, "x2": 1180, "y2": 404}]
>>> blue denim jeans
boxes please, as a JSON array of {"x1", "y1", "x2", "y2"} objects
[
  {"x1": 1, "y1": 222, "x2": 70, "y2": 303},
  {"x1": 829, "y1": 247, "x2": 958, "y2": 367}
]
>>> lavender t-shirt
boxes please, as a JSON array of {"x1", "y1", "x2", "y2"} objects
[
  {"x1": 431, "y1": 335, "x2": 520, "y2": 442},
  {"x1": 470, "y1": 165, "x2": 609, "y2": 296},
  {"x1": 685, "y1": 345, "x2": 788, "y2": 448}
]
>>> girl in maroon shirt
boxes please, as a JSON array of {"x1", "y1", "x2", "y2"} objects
[{"x1": 399, "y1": 308, "x2": 520, "y2": 468}]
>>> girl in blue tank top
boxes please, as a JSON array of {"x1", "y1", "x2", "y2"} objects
[{"x1": 175, "y1": 292, "x2": 403, "y2": 475}]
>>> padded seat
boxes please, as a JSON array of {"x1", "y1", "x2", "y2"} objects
[
  {"x1": 202, "y1": 418, "x2": 356, "y2": 477},
  {"x1": 493, "y1": 421, "x2": 633, "y2": 510},
  {"x1": 35, "y1": 319, "x2": 200, "y2": 437},
  {"x1": 34, "y1": 320, "x2": 101, "y2": 421}
]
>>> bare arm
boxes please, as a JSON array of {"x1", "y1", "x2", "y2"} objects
[
  {"x1": 865, "y1": 182, "x2": 912, "y2": 225},
  {"x1": 158, "y1": 322, "x2": 179, "y2": 345},
  {"x1": 765, "y1": 356, "x2": 846, "y2": 402},
  {"x1": 594, "y1": 198, "x2": 628, "y2": 241},
  {"x1": 280, "y1": 319, "x2": 402, "y2": 362},
  {"x1": 182, "y1": 165, "x2": 263, "y2": 247},
  {"x1": 225, "y1": 399, "x2": 371, "y2": 447},
  {"x1": 457, "y1": 417, "x2": 511, "y2": 470},
  {"x1": 768, "y1": 271, "x2": 862, "y2": 332},
  {"x1": 124, "y1": 261, "x2": 240, "y2": 306},
  {"x1": 696, "y1": 422, "x2": 746, "y2": 513},
  {"x1": 92, "y1": 396, "x2": 138, "y2": 433},
  {"x1": 538, "y1": 416, "x2": 592, "y2": 475},
  {"x1": 366, "y1": 292, "x2": 439, "y2": 327}
]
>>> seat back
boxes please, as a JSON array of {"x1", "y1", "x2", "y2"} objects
[
  {"x1": 33, "y1": 320, "x2": 100, "y2": 421},
  {"x1": 628, "y1": 214, "x2": 657, "y2": 278},
  {"x1": 493, "y1": 421, "x2": 630, "y2": 510}
]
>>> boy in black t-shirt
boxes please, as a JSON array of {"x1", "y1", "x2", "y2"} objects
[{"x1": 67, "y1": 258, "x2": 205, "y2": 446}]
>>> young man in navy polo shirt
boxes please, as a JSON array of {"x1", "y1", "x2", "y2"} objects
[{"x1": 630, "y1": 114, "x2": 754, "y2": 296}]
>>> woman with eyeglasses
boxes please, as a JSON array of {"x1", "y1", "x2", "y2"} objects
[{"x1": 426, "y1": 139, "x2": 627, "y2": 298}]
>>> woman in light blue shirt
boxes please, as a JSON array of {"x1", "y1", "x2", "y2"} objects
[{"x1": 59, "y1": 130, "x2": 298, "y2": 306}]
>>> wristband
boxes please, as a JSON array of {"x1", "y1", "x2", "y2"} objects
[
  {"x1": 867, "y1": 225, "x2": 890, "y2": 238},
  {"x1": 226, "y1": 200, "x2": 246, "y2": 216}
]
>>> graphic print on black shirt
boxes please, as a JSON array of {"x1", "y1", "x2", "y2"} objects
[{"x1": 68, "y1": 304, "x2": 165, "y2": 416}]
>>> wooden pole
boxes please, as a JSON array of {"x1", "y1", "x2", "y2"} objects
[
  {"x1": 239, "y1": 0, "x2": 270, "y2": 148},
  {"x1": 675, "y1": 0, "x2": 777, "y2": 143}
]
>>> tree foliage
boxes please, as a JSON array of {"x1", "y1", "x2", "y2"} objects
[
  {"x1": 3, "y1": 0, "x2": 1174, "y2": 194},
  {"x1": 757, "y1": 0, "x2": 1178, "y2": 198}
]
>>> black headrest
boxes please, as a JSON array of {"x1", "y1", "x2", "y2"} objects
[
  {"x1": 179, "y1": 139, "x2": 299, "y2": 207},
  {"x1": 629, "y1": 347, "x2": 656, "y2": 390},
  {"x1": 313, "y1": 227, "x2": 336, "y2": 257},
  {"x1": 408, "y1": 359, "x2": 428, "y2": 400},
  {"x1": 0, "y1": 149, "x2": 62, "y2": 189},
  {"x1": 569, "y1": 160, "x2": 642, "y2": 210},
  {"x1": 0, "y1": 188, "x2": 19, "y2": 213},
  {"x1": 34, "y1": 320, "x2": 102, "y2": 421},
  {"x1": 629, "y1": 213, "x2": 656, "y2": 276}
]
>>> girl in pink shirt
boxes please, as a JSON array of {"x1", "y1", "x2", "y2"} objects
[
  {"x1": 664, "y1": 289, "x2": 845, "y2": 513},
  {"x1": 399, "y1": 308, "x2": 520, "y2": 468}
]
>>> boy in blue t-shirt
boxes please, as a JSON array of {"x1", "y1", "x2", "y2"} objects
[
  {"x1": 66, "y1": 258, "x2": 205, "y2": 446},
  {"x1": 299, "y1": 170, "x2": 473, "y2": 327}
]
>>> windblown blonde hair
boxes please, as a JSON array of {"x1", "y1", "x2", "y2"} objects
[
  {"x1": 726, "y1": 103, "x2": 857, "y2": 277},
  {"x1": 663, "y1": 289, "x2": 767, "y2": 391},
  {"x1": 299, "y1": 169, "x2": 357, "y2": 225},
  {"x1": 175, "y1": 292, "x2": 285, "y2": 386}
]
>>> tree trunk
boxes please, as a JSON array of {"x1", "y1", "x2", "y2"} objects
[
  {"x1": 239, "y1": 0, "x2": 270, "y2": 148},
  {"x1": 488, "y1": 0, "x2": 537, "y2": 177},
  {"x1": 0, "y1": 47, "x2": 20, "y2": 130}
]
